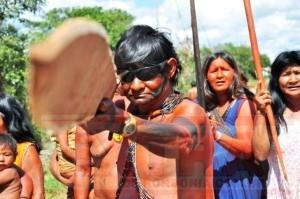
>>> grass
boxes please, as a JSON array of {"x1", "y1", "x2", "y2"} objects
[{"x1": 41, "y1": 142, "x2": 67, "y2": 199}]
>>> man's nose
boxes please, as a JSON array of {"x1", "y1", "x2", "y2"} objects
[{"x1": 130, "y1": 77, "x2": 145, "y2": 91}]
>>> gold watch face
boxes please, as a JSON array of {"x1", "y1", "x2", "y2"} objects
[{"x1": 124, "y1": 123, "x2": 136, "y2": 135}]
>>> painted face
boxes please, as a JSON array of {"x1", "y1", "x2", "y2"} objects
[
  {"x1": 206, "y1": 58, "x2": 235, "y2": 94},
  {"x1": 121, "y1": 73, "x2": 166, "y2": 106},
  {"x1": 279, "y1": 65, "x2": 300, "y2": 99},
  {"x1": 118, "y1": 61, "x2": 169, "y2": 107},
  {"x1": 0, "y1": 144, "x2": 15, "y2": 171}
]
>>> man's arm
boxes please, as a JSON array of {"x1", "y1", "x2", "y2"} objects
[
  {"x1": 74, "y1": 126, "x2": 91, "y2": 199},
  {"x1": 84, "y1": 99, "x2": 207, "y2": 155},
  {"x1": 133, "y1": 100, "x2": 207, "y2": 155}
]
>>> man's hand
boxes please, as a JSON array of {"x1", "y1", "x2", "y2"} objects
[{"x1": 82, "y1": 98, "x2": 126, "y2": 135}]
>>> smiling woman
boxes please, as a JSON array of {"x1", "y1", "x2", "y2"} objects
[
  {"x1": 253, "y1": 50, "x2": 300, "y2": 199},
  {"x1": 278, "y1": 66, "x2": 300, "y2": 99}
]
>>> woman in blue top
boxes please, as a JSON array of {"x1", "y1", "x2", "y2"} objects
[{"x1": 202, "y1": 51, "x2": 266, "y2": 199}]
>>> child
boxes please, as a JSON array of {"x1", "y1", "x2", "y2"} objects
[
  {"x1": 50, "y1": 126, "x2": 76, "y2": 198},
  {"x1": 50, "y1": 126, "x2": 95, "y2": 198},
  {"x1": 0, "y1": 134, "x2": 21, "y2": 199}
]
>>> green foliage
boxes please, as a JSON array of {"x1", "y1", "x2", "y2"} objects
[
  {"x1": 0, "y1": 6, "x2": 134, "y2": 143},
  {"x1": 0, "y1": 24, "x2": 28, "y2": 102},
  {"x1": 25, "y1": 7, "x2": 134, "y2": 48},
  {"x1": 176, "y1": 42, "x2": 195, "y2": 93},
  {"x1": 212, "y1": 43, "x2": 271, "y2": 78},
  {"x1": 0, "y1": 0, "x2": 45, "y2": 22},
  {"x1": 42, "y1": 148, "x2": 67, "y2": 199},
  {"x1": 176, "y1": 42, "x2": 271, "y2": 94}
]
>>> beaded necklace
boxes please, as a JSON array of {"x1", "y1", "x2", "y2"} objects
[
  {"x1": 148, "y1": 92, "x2": 184, "y2": 119},
  {"x1": 115, "y1": 92, "x2": 184, "y2": 198}
]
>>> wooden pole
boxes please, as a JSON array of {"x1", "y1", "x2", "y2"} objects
[
  {"x1": 189, "y1": 0, "x2": 205, "y2": 107},
  {"x1": 243, "y1": 0, "x2": 288, "y2": 180}
]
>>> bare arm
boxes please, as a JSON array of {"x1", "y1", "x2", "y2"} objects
[
  {"x1": 49, "y1": 150, "x2": 73, "y2": 186},
  {"x1": 20, "y1": 172, "x2": 33, "y2": 199},
  {"x1": 0, "y1": 167, "x2": 18, "y2": 185},
  {"x1": 252, "y1": 111, "x2": 272, "y2": 161},
  {"x1": 57, "y1": 129, "x2": 76, "y2": 163},
  {"x1": 74, "y1": 126, "x2": 91, "y2": 199},
  {"x1": 14, "y1": 164, "x2": 33, "y2": 199},
  {"x1": 132, "y1": 100, "x2": 207, "y2": 155},
  {"x1": 252, "y1": 90, "x2": 272, "y2": 161},
  {"x1": 22, "y1": 145, "x2": 45, "y2": 199},
  {"x1": 214, "y1": 100, "x2": 254, "y2": 158},
  {"x1": 84, "y1": 99, "x2": 207, "y2": 155}
]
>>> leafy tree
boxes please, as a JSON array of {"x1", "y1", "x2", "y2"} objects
[
  {"x1": 176, "y1": 42, "x2": 270, "y2": 93},
  {"x1": 0, "y1": 0, "x2": 45, "y2": 100},
  {"x1": 213, "y1": 43, "x2": 271, "y2": 78},
  {"x1": 0, "y1": 0, "x2": 45, "y2": 144},
  {"x1": 0, "y1": 6, "x2": 133, "y2": 102},
  {"x1": 25, "y1": 7, "x2": 134, "y2": 49},
  {"x1": 0, "y1": 25, "x2": 28, "y2": 102},
  {"x1": 0, "y1": 0, "x2": 45, "y2": 23},
  {"x1": 0, "y1": 6, "x2": 133, "y2": 142}
]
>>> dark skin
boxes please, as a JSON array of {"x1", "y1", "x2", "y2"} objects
[{"x1": 75, "y1": 58, "x2": 214, "y2": 198}]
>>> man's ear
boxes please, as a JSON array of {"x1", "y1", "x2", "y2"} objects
[{"x1": 166, "y1": 58, "x2": 177, "y2": 78}]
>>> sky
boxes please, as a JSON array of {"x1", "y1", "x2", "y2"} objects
[{"x1": 40, "y1": 0, "x2": 300, "y2": 61}]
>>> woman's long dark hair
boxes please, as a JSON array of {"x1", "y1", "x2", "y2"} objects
[
  {"x1": 0, "y1": 93, "x2": 41, "y2": 152},
  {"x1": 268, "y1": 50, "x2": 300, "y2": 129},
  {"x1": 202, "y1": 51, "x2": 252, "y2": 111}
]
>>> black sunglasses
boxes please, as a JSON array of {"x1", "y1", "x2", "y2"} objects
[{"x1": 118, "y1": 61, "x2": 167, "y2": 83}]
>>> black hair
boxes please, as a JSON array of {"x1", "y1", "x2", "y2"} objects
[
  {"x1": 268, "y1": 50, "x2": 300, "y2": 129},
  {"x1": 0, "y1": 93, "x2": 41, "y2": 152},
  {"x1": 114, "y1": 25, "x2": 182, "y2": 86},
  {"x1": 202, "y1": 51, "x2": 251, "y2": 111},
  {"x1": 0, "y1": 134, "x2": 17, "y2": 155}
]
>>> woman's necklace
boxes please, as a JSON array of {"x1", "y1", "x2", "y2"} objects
[{"x1": 217, "y1": 99, "x2": 235, "y2": 119}]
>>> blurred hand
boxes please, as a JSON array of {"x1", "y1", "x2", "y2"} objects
[{"x1": 82, "y1": 98, "x2": 127, "y2": 135}]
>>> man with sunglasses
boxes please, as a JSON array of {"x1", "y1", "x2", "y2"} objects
[{"x1": 75, "y1": 25, "x2": 214, "y2": 199}]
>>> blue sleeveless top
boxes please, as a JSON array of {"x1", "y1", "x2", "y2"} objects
[{"x1": 213, "y1": 98, "x2": 266, "y2": 199}]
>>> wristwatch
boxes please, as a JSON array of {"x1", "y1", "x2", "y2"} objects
[{"x1": 122, "y1": 113, "x2": 137, "y2": 137}]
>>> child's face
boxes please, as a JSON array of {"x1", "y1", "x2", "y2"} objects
[{"x1": 0, "y1": 144, "x2": 15, "y2": 171}]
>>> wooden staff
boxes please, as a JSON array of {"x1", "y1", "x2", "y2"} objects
[
  {"x1": 189, "y1": 0, "x2": 205, "y2": 107},
  {"x1": 243, "y1": 0, "x2": 288, "y2": 180}
]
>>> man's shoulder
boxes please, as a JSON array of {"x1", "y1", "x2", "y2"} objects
[
  {"x1": 177, "y1": 98, "x2": 206, "y2": 113},
  {"x1": 173, "y1": 98, "x2": 209, "y2": 125}
]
